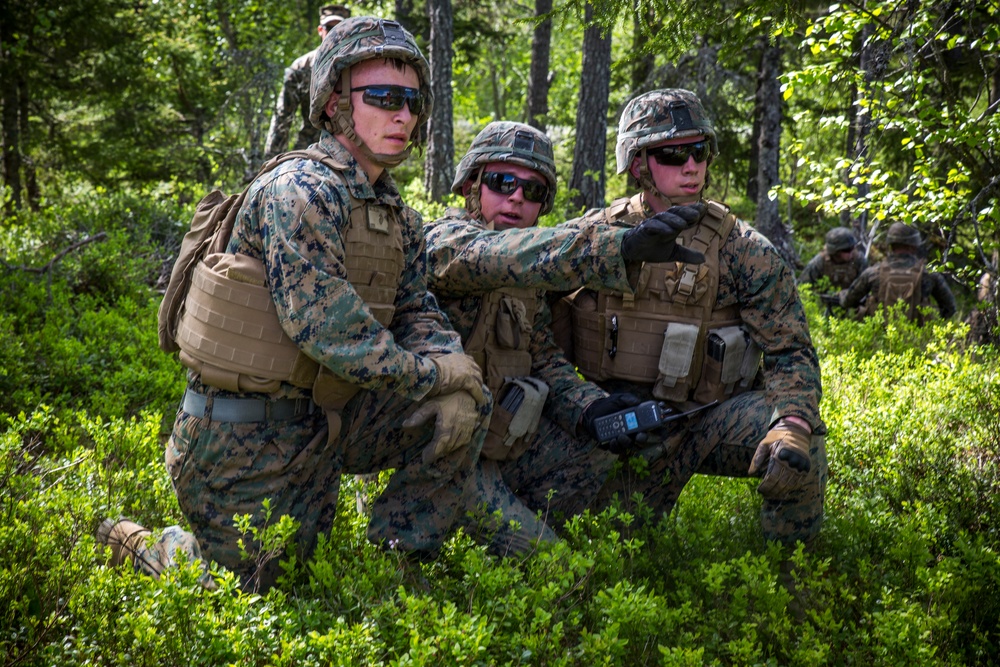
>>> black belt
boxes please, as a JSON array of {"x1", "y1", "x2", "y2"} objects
[{"x1": 182, "y1": 390, "x2": 315, "y2": 423}]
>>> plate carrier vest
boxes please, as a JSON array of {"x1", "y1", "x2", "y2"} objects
[
  {"x1": 572, "y1": 195, "x2": 762, "y2": 406},
  {"x1": 820, "y1": 251, "x2": 862, "y2": 289},
  {"x1": 462, "y1": 286, "x2": 547, "y2": 460},
  {"x1": 862, "y1": 257, "x2": 927, "y2": 323},
  {"x1": 161, "y1": 147, "x2": 405, "y2": 409}
]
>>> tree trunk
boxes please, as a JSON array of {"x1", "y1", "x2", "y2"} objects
[
  {"x1": 395, "y1": 0, "x2": 416, "y2": 32},
  {"x1": 424, "y1": 0, "x2": 455, "y2": 202},
  {"x1": 0, "y1": 13, "x2": 22, "y2": 215},
  {"x1": 753, "y1": 38, "x2": 797, "y2": 267},
  {"x1": 526, "y1": 0, "x2": 552, "y2": 131},
  {"x1": 630, "y1": 2, "x2": 657, "y2": 92},
  {"x1": 568, "y1": 3, "x2": 612, "y2": 214}
]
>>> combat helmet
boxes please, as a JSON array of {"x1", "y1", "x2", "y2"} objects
[
  {"x1": 886, "y1": 222, "x2": 921, "y2": 247},
  {"x1": 309, "y1": 16, "x2": 433, "y2": 168},
  {"x1": 452, "y1": 121, "x2": 557, "y2": 217},
  {"x1": 616, "y1": 89, "x2": 719, "y2": 175},
  {"x1": 825, "y1": 227, "x2": 858, "y2": 254}
]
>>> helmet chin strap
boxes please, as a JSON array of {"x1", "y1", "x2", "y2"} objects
[
  {"x1": 465, "y1": 168, "x2": 485, "y2": 222},
  {"x1": 637, "y1": 148, "x2": 675, "y2": 210},
  {"x1": 323, "y1": 66, "x2": 415, "y2": 171}
]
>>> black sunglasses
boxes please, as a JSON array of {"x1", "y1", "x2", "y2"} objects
[
  {"x1": 350, "y1": 85, "x2": 425, "y2": 115},
  {"x1": 648, "y1": 140, "x2": 712, "y2": 167},
  {"x1": 481, "y1": 171, "x2": 549, "y2": 204}
]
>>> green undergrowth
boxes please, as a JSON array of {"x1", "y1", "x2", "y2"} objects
[{"x1": 2, "y1": 201, "x2": 999, "y2": 665}]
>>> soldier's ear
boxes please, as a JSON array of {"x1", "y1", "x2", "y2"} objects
[
  {"x1": 324, "y1": 91, "x2": 340, "y2": 119},
  {"x1": 629, "y1": 155, "x2": 643, "y2": 181},
  {"x1": 461, "y1": 181, "x2": 473, "y2": 198}
]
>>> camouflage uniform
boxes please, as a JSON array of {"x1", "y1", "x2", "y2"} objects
[
  {"x1": 426, "y1": 122, "x2": 636, "y2": 539},
  {"x1": 563, "y1": 90, "x2": 826, "y2": 546},
  {"x1": 798, "y1": 227, "x2": 867, "y2": 289},
  {"x1": 263, "y1": 49, "x2": 320, "y2": 160},
  {"x1": 262, "y1": 5, "x2": 350, "y2": 160},
  {"x1": 840, "y1": 252, "x2": 956, "y2": 319},
  {"x1": 150, "y1": 18, "x2": 492, "y2": 592}
]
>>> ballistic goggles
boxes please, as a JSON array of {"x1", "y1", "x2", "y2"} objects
[
  {"x1": 648, "y1": 140, "x2": 712, "y2": 167},
  {"x1": 350, "y1": 85, "x2": 425, "y2": 115},
  {"x1": 481, "y1": 171, "x2": 549, "y2": 204}
]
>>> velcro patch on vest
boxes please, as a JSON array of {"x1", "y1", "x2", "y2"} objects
[{"x1": 367, "y1": 205, "x2": 391, "y2": 234}]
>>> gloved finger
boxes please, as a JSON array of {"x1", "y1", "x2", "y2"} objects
[
  {"x1": 777, "y1": 446, "x2": 811, "y2": 473},
  {"x1": 663, "y1": 203, "x2": 706, "y2": 225},
  {"x1": 748, "y1": 440, "x2": 771, "y2": 477},
  {"x1": 669, "y1": 246, "x2": 706, "y2": 265},
  {"x1": 633, "y1": 431, "x2": 649, "y2": 445},
  {"x1": 649, "y1": 212, "x2": 687, "y2": 234},
  {"x1": 610, "y1": 392, "x2": 641, "y2": 410},
  {"x1": 403, "y1": 403, "x2": 438, "y2": 429},
  {"x1": 757, "y1": 458, "x2": 809, "y2": 499},
  {"x1": 457, "y1": 379, "x2": 487, "y2": 407}
]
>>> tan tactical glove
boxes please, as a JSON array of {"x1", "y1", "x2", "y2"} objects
[
  {"x1": 429, "y1": 354, "x2": 487, "y2": 406},
  {"x1": 749, "y1": 420, "x2": 812, "y2": 499},
  {"x1": 404, "y1": 390, "x2": 480, "y2": 464}
]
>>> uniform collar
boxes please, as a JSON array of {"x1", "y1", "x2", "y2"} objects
[{"x1": 318, "y1": 134, "x2": 405, "y2": 209}]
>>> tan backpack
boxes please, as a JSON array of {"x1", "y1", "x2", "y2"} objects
[
  {"x1": 157, "y1": 149, "x2": 339, "y2": 353},
  {"x1": 875, "y1": 258, "x2": 925, "y2": 321}
]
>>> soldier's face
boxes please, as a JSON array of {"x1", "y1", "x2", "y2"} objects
[
  {"x1": 474, "y1": 162, "x2": 545, "y2": 231},
  {"x1": 633, "y1": 134, "x2": 708, "y2": 206},
  {"x1": 326, "y1": 59, "x2": 420, "y2": 169}
]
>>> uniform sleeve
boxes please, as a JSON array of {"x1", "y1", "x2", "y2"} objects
[
  {"x1": 425, "y1": 216, "x2": 633, "y2": 296},
  {"x1": 251, "y1": 168, "x2": 440, "y2": 401},
  {"x1": 726, "y1": 226, "x2": 822, "y2": 429},
  {"x1": 264, "y1": 64, "x2": 307, "y2": 160},
  {"x1": 797, "y1": 254, "x2": 823, "y2": 286},
  {"x1": 841, "y1": 267, "x2": 876, "y2": 309},
  {"x1": 930, "y1": 272, "x2": 957, "y2": 319},
  {"x1": 388, "y1": 207, "x2": 469, "y2": 356},
  {"x1": 529, "y1": 299, "x2": 606, "y2": 435}
]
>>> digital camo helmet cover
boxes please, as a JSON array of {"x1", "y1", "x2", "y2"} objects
[
  {"x1": 825, "y1": 227, "x2": 858, "y2": 254},
  {"x1": 309, "y1": 16, "x2": 432, "y2": 167},
  {"x1": 886, "y1": 222, "x2": 922, "y2": 247},
  {"x1": 452, "y1": 121, "x2": 557, "y2": 216},
  {"x1": 615, "y1": 88, "x2": 719, "y2": 175}
]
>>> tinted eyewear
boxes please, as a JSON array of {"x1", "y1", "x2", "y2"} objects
[
  {"x1": 350, "y1": 85, "x2": 425, "y2": 115},
  {"x1": 648, "y1": 141, "x2": 712, "y2": 167},
  {"x1": 481, "y1": 171, "x2": 549, "y2": 204}
]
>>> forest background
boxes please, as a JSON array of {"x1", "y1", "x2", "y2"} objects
[{"x1": 2, "y1": 0, "x2": 1000, "y2": 665}]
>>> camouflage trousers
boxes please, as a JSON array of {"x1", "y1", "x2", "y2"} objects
[
  {"x1": 454, "y1": 415, "x2": 618, "y2": 554},
  {"x1": 163, "y1": 385, "x2": 489, "y2": 591},
  {"x1": 593, "y1": 386, "x2": 827, "y2": 546}
]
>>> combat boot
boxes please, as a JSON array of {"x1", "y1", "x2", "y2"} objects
[{"x1": 96, "y1": 518, "x2": 152, "y2": 568}]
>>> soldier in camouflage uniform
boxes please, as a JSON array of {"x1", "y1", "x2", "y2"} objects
[
  {"x1": 840, "y1": 222, "x2": 956, "y2": 322},
  {"x1": 262, "y1": 5, "x2": 351, "y2": 161},
  {"x1": 425, "y1": 121, "x2": 706, "y2": 544},
  {"x1": 562, "y1": 89, "x2": 827, "y2": 548},
  {"x1": 102, "y1": 17, "x2": 493, "y2": 592},
  {"x1": 798, "y1": 226, "x2": 867, "y2": 289}
]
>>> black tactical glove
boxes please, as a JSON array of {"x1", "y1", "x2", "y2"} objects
[
  {"x1": 620, "y1": 204, "x2": 707, "y2": 265},
  {"x1": 581, "y1": 393, "x2": 648, "y2": 454}
]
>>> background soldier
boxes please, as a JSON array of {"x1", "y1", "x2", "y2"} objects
[
  {"x1": 799, "y1": 226, "x2": 868, "y2": 315},
  {"x1": 840, "y1": 222, "x2": 956, "y2": 322},
  {"x1": 262, "y1": 5, "x2": 351, "y2": 161},
  {"x1": 102, "y1": 17, "x2": 491, "y2": 592},
  {"x1": 564, "y1": 89, "x2": 827, "y2": 550},
  {"x1": 425, "y1": 121, "x2": 703, "y2": 546}
]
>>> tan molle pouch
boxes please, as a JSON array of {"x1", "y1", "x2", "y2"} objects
[
  {"x1": 653, "y1": 321, "x2": 700, "y2": 402},
  {"x1": 496, "y1": 295, "x2": 530, "y2": 350},
  {"x1": 481, "y1": 377, "x2": 549, "y2": 461},
  {"x1": 694, "y1": 326, "x2": 746, "y2": 404}
]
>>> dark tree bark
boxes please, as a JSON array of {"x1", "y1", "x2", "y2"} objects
[
  {"x1": 424, "y1": 0, "x2": 455, "y2": 202},
  {"x1": 394, "y1": 0, "x2": 416, "y2": 32},
  {"x1": 526, "y1": 0, "x2": 553, "y2": 131},
  {"x1": 630, "y1": 2, "x2": 658, "y2": 92},
  {"x1": 1, "y1": 13, "x2": 23, "y2": 214},
  {"x1": 753, "y1": 38, "x2": 797, "y2": 267},
  {"x1": 568, "y1": 3, "x2": 612, "y2": 214}
]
